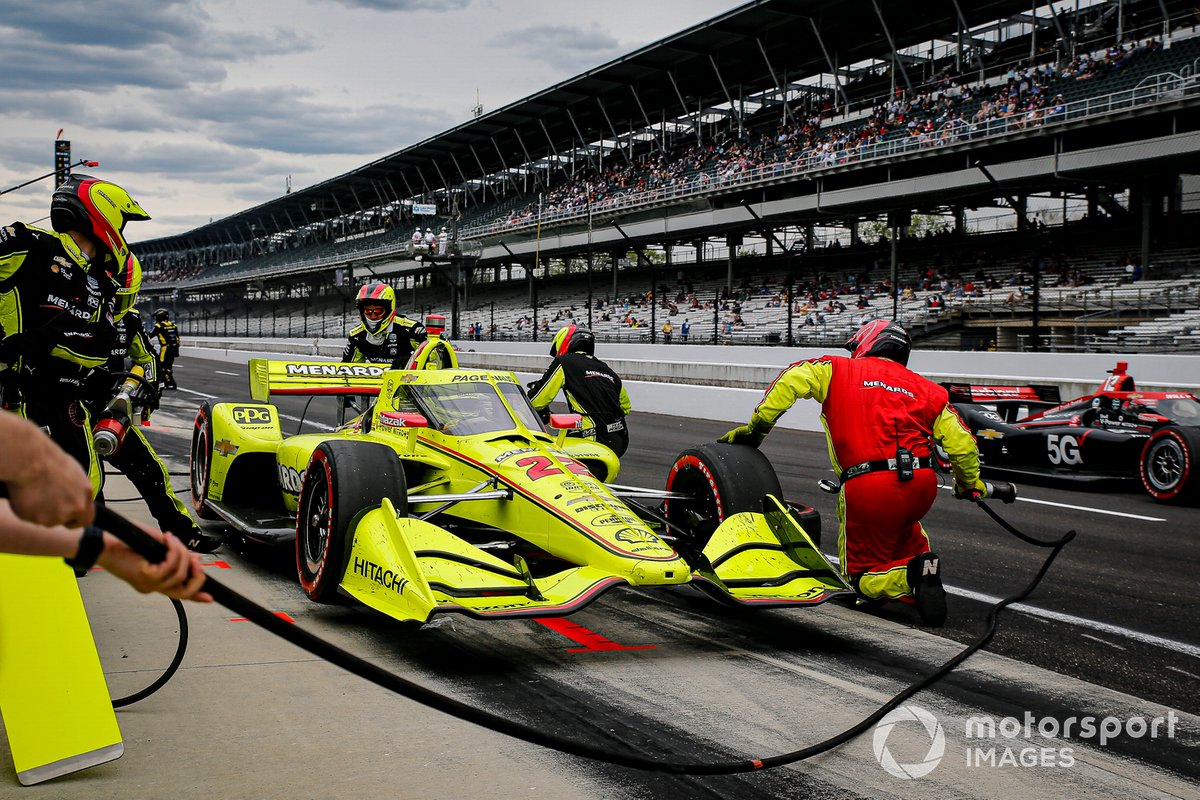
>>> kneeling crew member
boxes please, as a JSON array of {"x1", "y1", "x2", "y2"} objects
[
  {"x1": 342, "y1": 282, "x2": 426, "y2": 366},
  {"x1": 528, "y1": 325, "x2": 631, "y2": 457},
  {"x1": 91, "y1": 303, "x2": 221, "y2": 553},
  {"x1": 718, "y1": 320, "x2": 984, "y2": 626}
]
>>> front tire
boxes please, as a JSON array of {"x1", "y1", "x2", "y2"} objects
[
  {"x1": 664, "y1": 442, "x2": 783, "y2": 542},
  {"x1": 1140, "y1": 427, "x2": 1200, "y2": 503},
  {"x1": 296, "y1": 441, "x2": 407, "y2": 603},
  {"x1": 189, "y1": 402, "x2": 219, "y2": 520}
]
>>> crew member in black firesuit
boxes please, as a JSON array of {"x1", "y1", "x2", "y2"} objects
[
  {"x1": 527, "y1": 325, "x2": 632, "y2": 457},
  {"x1": 0, "y1": 174, "x2": 150, "y2": 496},
  {"x1": 151, "y1": 308, "x2": 181, "y2": 389},
  {"x1": 88, "y1": 288, "x2": 221, "y2": 553},
  {"x1": 341, "y1": 282, "x2": 426, "y2": 366}
]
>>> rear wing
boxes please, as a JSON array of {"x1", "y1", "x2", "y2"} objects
[
  {"x1": 941, "y1": 382, "x2": 1061, "y2": 405},
  {"x1": 248, "y1": 358, "x2": 388, "y2": 402}
]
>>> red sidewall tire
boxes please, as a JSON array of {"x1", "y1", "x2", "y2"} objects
[
  {"x1": 190, "y1": 402, "x2": 219, "y2": 519},
  {"x1": 1139, "y1": 427, "x2": 1198, "y2": 503}
]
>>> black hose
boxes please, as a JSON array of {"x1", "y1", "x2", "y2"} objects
[
  {"x1": 93, "y1": 501, "x2": 1074, "y2": 775},
  {"x1": 111, "y1": 599, "x2": 189, "y2": 709}
]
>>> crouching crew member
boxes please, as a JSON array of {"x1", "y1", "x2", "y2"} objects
[
  {"x1": 718, "y1": 320, "x2": 984, "y2": 626},
  {"x1": 527, "y1": 325, "x2": 631, "y2": 457}
]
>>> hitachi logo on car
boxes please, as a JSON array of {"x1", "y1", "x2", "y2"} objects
[
  {"x1": 285, "y1": 364, "x2": 385, "y2": 377},
  {"x1": 353, "y1": 557, "x2": 409, "y2": 595}
]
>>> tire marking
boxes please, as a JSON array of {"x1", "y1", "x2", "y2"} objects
[{"x1": 534, "y1": 618, "x2": 655, "y2": 653}]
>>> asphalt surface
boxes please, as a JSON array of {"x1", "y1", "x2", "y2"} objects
[{"x1": 125, "y1": 354, "x2": 1200, "y2": 796}]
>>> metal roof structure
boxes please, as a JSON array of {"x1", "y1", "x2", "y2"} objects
[{"x1": 138, "y1": 0, "x2": 1041, "y2": 255}]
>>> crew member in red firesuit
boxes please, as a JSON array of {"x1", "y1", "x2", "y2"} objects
[{"x1": 718, "y1": 319, "x2": 985, "y2": 626}]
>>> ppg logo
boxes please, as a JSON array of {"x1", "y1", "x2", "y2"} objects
[{"x1": 233, "y1": 406, "x2": 273, "y2": 424}]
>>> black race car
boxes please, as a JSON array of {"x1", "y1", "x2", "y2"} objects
[{"x1": 943, "y1": 363, "x2": 1200, "y2": 503}]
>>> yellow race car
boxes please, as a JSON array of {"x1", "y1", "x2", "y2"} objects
[{"x1": 190, "y1": 359, "x2": 852, "y2": 622}]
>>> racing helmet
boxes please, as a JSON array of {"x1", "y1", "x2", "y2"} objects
[
  {"x1": 51, "y1": 174, "x2": 150, "y2": 263},
  {"x1": 550, "y1": 324, "x2": 595, "y2": 357},
  {"x1": 154, "y1": 308, "x2": 170, "y2": 320},
  {"x1": 355, "y1": 282, "x2": 396, "y2": 334},
  {"x1": 110, "y1": 253, "x2": 143, "y2": 322},
  {"x1": 845, "y1": 319, "x2": 912, "y2": 366}
]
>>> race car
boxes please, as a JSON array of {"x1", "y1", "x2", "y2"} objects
[
  {"x1": 190, "y1": 359, "x2": 852, "y2": 622},
  {"x1": 943, "y1": 362, "x2": 1200, "y2": 503}
]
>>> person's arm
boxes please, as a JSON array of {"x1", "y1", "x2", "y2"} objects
[
  {"x1": 0, "y1": 502, "x2": 211, "y2": 602},
  {"x1": 619, "y1": 385, "x2": 631, "y2": 416},
  {"x1": 719, "y1": 359, "x2": 834, "y2": 446},
  {"x1": 0, "y1": 411, "x2": 93, "y2": 527},
  {"x1": 127, "y1": 319, "x2": 159, "y2": 385},
  {"x1": 341, "y1": 338, "x2": 361, "y2": 364},
  {"x1": 932, "y1": 404, "x2": 986, "y2": 497},
  {"x1": 527, "y1": 361, "x2": 565, "y2": 411}
]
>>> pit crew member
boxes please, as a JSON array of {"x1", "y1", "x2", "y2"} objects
[
  {"x1": 718, "y1": 320, "x2": 985, "y2": 626},
  {"x1": 527, "y1": 325, "x2": 632, "y2": 457},
  {"x1": 341, "y1": 282, "x2": 426, "y2": 367},
  {"x1": 0, "y1": 173, "x2": 150, "y2": 496},
  {"x1": 150, "y1": 308, "x2": 181, "y2": 389}
]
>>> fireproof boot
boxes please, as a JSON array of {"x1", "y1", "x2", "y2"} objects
[{"x1": 907, "y1": 552, "x2": 947, "y2": 627}]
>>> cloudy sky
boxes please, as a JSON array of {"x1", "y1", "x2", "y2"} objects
[{"x1": 1, "y1": 0, "x2": 744, "y2": 240}]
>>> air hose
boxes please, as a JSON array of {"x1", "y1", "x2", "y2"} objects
[
  {"x1": 94, "y1": 498, "x2": 1074, "y2": 775},
  {"x1": 111, "y1": 599, "x2": 188, "y2": 709}
]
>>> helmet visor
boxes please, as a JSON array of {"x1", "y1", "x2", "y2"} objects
[{"x1": 361, "y1": 304, "x2": 389, "y2": 321}]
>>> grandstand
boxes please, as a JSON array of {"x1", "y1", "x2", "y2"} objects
[{"x1": 132, "y1": 0, "x2": 1200, "y2": 353}]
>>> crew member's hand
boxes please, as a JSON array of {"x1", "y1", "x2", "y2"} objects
[
  {"x1": 954, "y1": 479, "x2": 987, "y2": 502},
  {"x1": 718, "y1": 423, "x2": 770, "y2": 447},
  {"x1": 97, "y1": 530, "x2": 212, "y2": 603},
  {"x1": 8, "y1": 434, "x2": 95, "y2": 528},
  {"x1": 0, "y1": 332, "x2": 53, "y2": 366}
]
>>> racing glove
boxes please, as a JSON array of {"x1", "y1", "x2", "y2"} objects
[
  {"x1": 0, "y1": 331, "x2": 60, "y2": 367},
  {"x1": 953, "y1": 478, "x2": 988, "y2": 502},
  {"x1": 718, "y1": 415, "x2": 773, "y2": 448}
]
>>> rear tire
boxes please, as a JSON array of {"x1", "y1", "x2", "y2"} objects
[
  {"x1": 1140, "y1": 427, "x2": 1200, "y2": 503},
  {"x1": 296, "y1": 441, "x2": 407, "y2": 603},
  {"x1": 189, "y1": 402, "x2": 219, "y2": 520},
  {"x1": 664, "y1": 442, "x2": 783, "y2": 541}
]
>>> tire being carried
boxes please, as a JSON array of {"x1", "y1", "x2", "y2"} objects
[
  {"x1": 1140, "y1": 426, "x2": 1200, "y2": 504},
  {"x1": 665, "y1": 442, "x2": 783, "y2": 545},
  {"x1": 296, "y1": 441, "x2": 408, "y2": 603}
]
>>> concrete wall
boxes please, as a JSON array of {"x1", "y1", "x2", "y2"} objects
[{"x1": 184, "y1": 337, "x2": 1199, "y2": 433}]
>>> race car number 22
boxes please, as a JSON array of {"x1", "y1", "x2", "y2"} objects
[{"x1": 515, "y1": 455, "x2": 591, "y2": 481}]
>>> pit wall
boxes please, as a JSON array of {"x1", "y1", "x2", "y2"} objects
[{"x1": 183, "y1": 337, "x2": 1200, "y2": 433}]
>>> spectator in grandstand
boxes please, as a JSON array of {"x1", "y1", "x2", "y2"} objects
[
  {"x1": 662, "y1": 320, "x2": 673, "y2": 343},
  {"x1": 681, "y1": 319, "x2": 690, "y2": 342},
  {"x1": 411, "y1": 227, "x2": 423, "y2": 245},
  {"x1": 718, "y1": 320, "x2": 985, "y2": 626},
  {"x1": 341, "y1": 282, "x2": 426, "y2": 367},
  {"x1": 527, "y1": 325, "x2": 631, "y2": 458}
]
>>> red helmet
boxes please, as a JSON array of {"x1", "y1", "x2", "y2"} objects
[
  {"x1": 50, "y1": 174, "x2": 149, "y2": 262},
  {"x1": 845, "y1": 319, "x2": 912, "y2": 366}
]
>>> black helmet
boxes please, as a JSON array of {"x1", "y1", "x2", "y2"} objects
[
  {"x1": 154, "y1": 308, "x2": 170, "y2": 320},
  {"x1": 845, "y1": 319, "x2": 911, "y2": 366},
  {"x1": 550, "y1": 324, "x2": 595, "y2": 356}
]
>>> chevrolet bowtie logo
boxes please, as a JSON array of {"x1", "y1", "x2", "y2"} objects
[
  {"x1": 214, "y1": 438, "x2": 239, "y2": 456},
  {"x1": 976, "y1": 429, "x2": 1005, "y2": 440}
]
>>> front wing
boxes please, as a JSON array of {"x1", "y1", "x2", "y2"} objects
[{"x1": 339, "y1": 497, "x2": 851, "y2": 623}]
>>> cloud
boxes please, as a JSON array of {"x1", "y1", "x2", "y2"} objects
[
  {"x1": 0, "y1": 1, "x2": 311, "y2": 91},
  {"x1": 324, "y1": 0, "x2": 471, "y2": 11},
  {"x1": 489, "y1": 23, "x2": 626, "y2": 72},
  {"x1": 157, "y1": 87, "x2": 455, "y2": 155}
]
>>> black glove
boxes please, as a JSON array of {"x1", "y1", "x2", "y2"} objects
[{"x1": 0, "y1": 332, "x2": 58, "y2": 366}]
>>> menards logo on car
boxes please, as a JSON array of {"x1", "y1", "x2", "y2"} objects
[{"x1": 285, "y1": 364, "x2": 385, "y2": 377}]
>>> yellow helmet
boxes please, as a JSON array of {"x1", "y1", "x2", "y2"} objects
[
  {"x1": 51, "y1": 174, "x2": 150, "y2": 263},
  {"x1": 355, "y1": 282, "x2": 396, "y2": 334}
]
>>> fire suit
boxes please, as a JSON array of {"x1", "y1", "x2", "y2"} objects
[
  {"x1": 341, "y1": 317, "x2": 426, "y2": 367},
  {"x1": 527, "y1": 352, "x2": 632, "y2": 456},
  {"x1": 0, "y1": 223, "x2": 119, "y2": 494},
  {"x1": 746, "y1": 355, "x2": 983, "y2": 601},
  {"x1": 151, "y1": 318, "x2": 180, "y2": 388},
  {"x1": 89, "y1": 314, "x2": 201, "y2": 541}
]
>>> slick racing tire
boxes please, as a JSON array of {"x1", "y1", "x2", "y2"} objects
[
  {"x1": 189, "y1": 402, "x2": 220, "y2": 520},
  {"x1": 1139, "y1": 426, "x2": 1200, "y2": 503},
  {"x1": 664, "y1": 442, "x2": 783, "y2": 542},
  {"x1": 296, "y1": 441, "x2": 408, "y2": 603}
]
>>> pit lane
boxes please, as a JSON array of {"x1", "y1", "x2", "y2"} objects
[{"x1": 77, "y1": 353, "x2": 1199, "y2": 797}]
